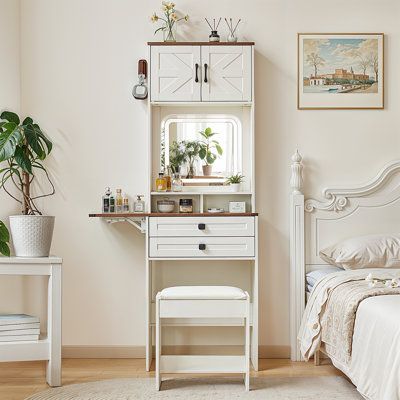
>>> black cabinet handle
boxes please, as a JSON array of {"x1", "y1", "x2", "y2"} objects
[
  {"x1": 195, "y1": 63, "x2": 199, "y2": 83},
  {"x1": 198, "y1": 223, "x2": 205, "y2": 230},
  {"x1": 204, "y1": 63, "x2": 208, "y2": 83},
  {"x1": 199, "y1": 243, "x2": 206, "y2": 251}
]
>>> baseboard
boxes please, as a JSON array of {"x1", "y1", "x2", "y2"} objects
[{"x1": 62, "y1": 345, "x2": 290, "y2": 359}]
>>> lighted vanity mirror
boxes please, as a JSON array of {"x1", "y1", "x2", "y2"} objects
[{"x1": 161, "y1": 115, "x2": 242, "y2": 186}]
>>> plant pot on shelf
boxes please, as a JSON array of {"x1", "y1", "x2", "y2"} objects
[
  {"x1": 229, "y1": 183, "x2": 241, "y2": 192},
  {"x1": 202, "y1": 165, "x2": 213, "y2": 176},
  {"x1": 9, "y1": 215, "x2": 55, "y2": 257}
]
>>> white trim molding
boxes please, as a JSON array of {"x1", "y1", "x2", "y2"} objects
[{"x1": 289, "y1": 150, "x2": 305, "y2": 361}]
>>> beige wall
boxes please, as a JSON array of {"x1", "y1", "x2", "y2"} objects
[{"x1": 1, "y1": 0, "x2": 399, "y2": 353}]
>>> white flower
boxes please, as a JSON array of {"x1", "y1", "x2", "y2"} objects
[
  {"x1": 390, "y1": 278, "x2": 400, "y2": 288},
  {"x1": 365, "y1": 273, "x2": 373, "y2": 282},
  {"x1": 368, "y1": 280, "x2": 376, "y2": 288}
]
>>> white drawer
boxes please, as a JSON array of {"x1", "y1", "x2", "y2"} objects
[
  {"x1": 149, "y1": 217, "x2": 255, "y2": 237},
  {"x1": 149, "y1": 236, "x2": 255, "y2": 258}
]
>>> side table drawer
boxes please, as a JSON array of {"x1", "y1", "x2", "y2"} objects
[
  {"x1": 149, "y1": 217, "x2": 255, "y2": 237},
  {"x1": 149, "y1": 236, "x2": 255, "y2": 258}
]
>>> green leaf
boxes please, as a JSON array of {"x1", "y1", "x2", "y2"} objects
[
  {"x1": 0, "y1": 123, "x2": 22, "y2": 161},
  {"x1": 204, "y1": 127, "x2": 212, "y2": 136},
  {"x1": 14, "y1": 146, "x2": 32, "y2": 174},
  {"x1": 25, "y1": 124, "x2": 45, "y2": 159},
  {"x1": 0, "y1": 111, "x2": 20, "y2": 125},
  {"x1": 33, "y1": 125, "x2": 53, "y2": 154},
  {"x1": 0, "y1": 220, "x2": 9, "y2": 242},
  {"x1": 22, "y1": 117, "x2": 33, "y2": 125},
  {"x1": 215, "y1": 144, "x2": 223, "y2": 155},
  {"x1": 0, "y1": 241, "x2": 10, "y2": 257},
  {"x1": 199, "y1": 147, "x2": 206, "y2": 160},
  {"x1": 206, "y1": 152, "x2": 216, "y2": 165}
]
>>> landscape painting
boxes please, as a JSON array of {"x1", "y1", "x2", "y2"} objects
[{"x1": 298, "y1": 33, "x2": 384, "y2": 109}]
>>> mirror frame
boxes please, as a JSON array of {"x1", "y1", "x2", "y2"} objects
[{"x1": 160, "y1": 114, "x2": 243, "y2": 179}]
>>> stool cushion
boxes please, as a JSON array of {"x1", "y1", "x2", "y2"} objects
[{"x1": 158, "y1": 286, "x2": 247, "y2": 300}]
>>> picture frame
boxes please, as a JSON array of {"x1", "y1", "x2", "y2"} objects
[{"x1": 297, "y1": 33, "x2": 384, "y2": 110}]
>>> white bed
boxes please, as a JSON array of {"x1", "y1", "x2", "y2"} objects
[{"x1": 289, "y1": 151, "x2": 400, "y2": 400}]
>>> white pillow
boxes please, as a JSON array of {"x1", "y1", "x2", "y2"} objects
[{"x1": 319, "y1": 234, "x2": 400, "y2": 270}]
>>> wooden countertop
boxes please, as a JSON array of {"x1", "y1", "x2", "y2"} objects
[
  {"x1": 147, "y1": 41, "x2": 255, "y2": 46},
  {"x1": 89, "y1": 212, "x2": 258, "y2": 218}
]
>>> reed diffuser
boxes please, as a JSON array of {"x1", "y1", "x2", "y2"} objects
[
  {"x1": 225, "y1": 18, "x2": 241, "y2": 42},
  {"x1": 205, "y1": 17, "x2": 221, "y2": 42}
]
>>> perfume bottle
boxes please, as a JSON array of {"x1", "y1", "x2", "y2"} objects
[
  {"x1": 123, "y1": 196, "x2": 130, "y2": 212},
  {"x1": 165, "y1": 166, "x2": 172, "y2": 191},
  {"x1": 134, "y1": 195, "x2": 145, "y2": 213},
  {"x1": 171, "y1": 173, "x2": 183, "y2": 192},
  {"x1": 102, "y1": 187, "x2": 111, "y2": 212},
  {"x1": 115, "y1": 189, "x2": 123, "y2": 213},
  {"x1": 109, "y1": 193, "x2": 115, "y2": 213},
  {"x1": 156, "y1": 173, "x2": 167, "y2": 192}
]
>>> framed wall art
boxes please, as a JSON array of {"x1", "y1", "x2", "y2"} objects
[{"x1": 298, "y1": 33, "x2": 384, "y2": 109}]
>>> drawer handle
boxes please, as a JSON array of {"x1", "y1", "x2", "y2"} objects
[
  {"x1": 195, "y1": 63, "x2": 199, "y2": 83},
  {"x1": 198, "y1": 223, "x2": 206, "y2": 230},
  {"x1": 199, "y1": 243, "x2": 206, "y2": 251}
]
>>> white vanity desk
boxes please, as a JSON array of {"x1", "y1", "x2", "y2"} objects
[{"x1": 90, "y1": 41, "x2": 259, "y2": 371}]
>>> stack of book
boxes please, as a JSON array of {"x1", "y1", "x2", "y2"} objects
[{"x1": 0, "y1": 314, "x2": 40, "y2": 342}]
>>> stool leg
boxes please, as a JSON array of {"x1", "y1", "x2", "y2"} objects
[
  {"x1": 156, "y1": 298, "x2": 161, "y2": 390},
  {"x1": 245, "y1": 297, "x2": 250, "y2": 391}
]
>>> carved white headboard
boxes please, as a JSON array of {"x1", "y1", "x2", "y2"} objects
[{"x1": 289, "y1": 151, "x2": 400, "y2": 361}]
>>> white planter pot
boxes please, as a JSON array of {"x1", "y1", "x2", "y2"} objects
[
  {"x1": 9, "y1": 215, "x2": 55, "y2": 257},
  {"x1": 229, "y1": 183, "x2": 241, "y2": 192}
]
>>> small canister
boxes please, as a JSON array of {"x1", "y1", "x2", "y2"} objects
[{"x1": 179, "y1": 199, "x2": 193, "y2": 213}]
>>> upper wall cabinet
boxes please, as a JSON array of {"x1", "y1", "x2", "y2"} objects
[{"x1": 150, "y1": 43, "x2": 253, "y2": 103}]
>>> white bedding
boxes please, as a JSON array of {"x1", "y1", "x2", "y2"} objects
[
  {"x1": 299, "y1": 269, "x2": 400, "y2": 400},
  {"x1": 345, "y1": 295, "x2": 400, "y2": 400}
]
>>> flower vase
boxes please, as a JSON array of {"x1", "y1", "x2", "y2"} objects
[{"x1": 163, "y1": 24, "x2": 177, "y2": 42}]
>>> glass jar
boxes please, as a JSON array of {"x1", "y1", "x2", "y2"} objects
[
  {"x1": 171, "y1": 173, "x2": 183, "y2": 192},
  {"x1": 179, "y1": 199, "x2": 193, "y2": 213}
]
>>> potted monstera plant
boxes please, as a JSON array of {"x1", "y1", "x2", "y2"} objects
[{"x1": 0, "y1": 111, "x2": 55, "y2": 257}]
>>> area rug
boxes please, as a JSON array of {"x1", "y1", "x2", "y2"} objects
[{"x1": 25, "y1": 376, "x2": 363, "y2": 399}]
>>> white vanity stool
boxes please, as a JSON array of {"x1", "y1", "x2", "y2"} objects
[{"x1": 155, "y1": 285, "x2": 250, "y2": 391}]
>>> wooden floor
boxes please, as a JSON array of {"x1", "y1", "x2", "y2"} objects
[{"x1": 0, "y1": 358, "x2": 344, "y2": 400}]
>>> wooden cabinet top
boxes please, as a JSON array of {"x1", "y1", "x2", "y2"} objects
[
  {"x1": 89, "y1": 212, "x2": 258, "y2": 218},
  {"x1": 147, "y1": 41, "x2": 255, "y2": 46}
]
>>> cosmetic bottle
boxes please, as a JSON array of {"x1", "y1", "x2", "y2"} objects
[
  {"x1": 109, "y1": 193, "x2": 115, "y2": 213},
  {"x1": 165, "y1": 166, "x2": 172, "y2": 191},
  {"x1": 134, "y1": 195, "x2": 145, "y2": 213},
  {"x1": 123, "y1": 196, "x2": 130, "y2": 212},
  {"x1": 116, "y1": 189, "x2": 123, "y2": 213},
  {"x1": 156, "y1": 173, "x2": 167, "y2": 192},
  {"x1": 172, "y1": 173, "x2": 183, "y2": 192},
  {"x1": 102, "y1": 187, "x2": 111, "y2": 212}
]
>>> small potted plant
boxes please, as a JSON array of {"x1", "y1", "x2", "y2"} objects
[
  {"x1": 151, "y1": 2, "x2": 189, "y2": 42},
  {"x1": 0, "y1": 220, "x2": 10, "y2": 257},
  {"x1": 198, "y1": 127, "x2": 223, "y2": 176},
  {"x1": 0, "y1": 111, "x2": 55, "y2": 257},
  {"x1": 226, "y1": 174, "x2": 245, "y2": 192}
]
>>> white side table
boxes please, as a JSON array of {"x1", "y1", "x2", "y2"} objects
[{"x1": 0, "y1": 256, "x2": 62, "y2": 387}]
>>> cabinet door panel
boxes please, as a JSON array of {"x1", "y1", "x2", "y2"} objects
[
  {"x1": 201, "y1": 46, "x2": 252, "y2": 102},
  {"x1": 151, "y1": 46, "x2": 201, "y2": 101}
]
